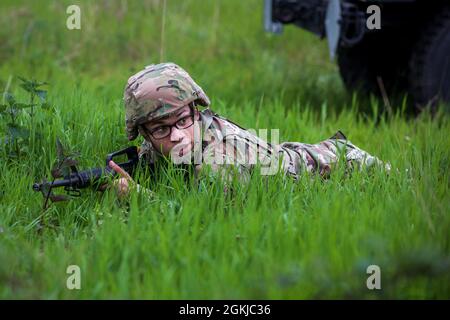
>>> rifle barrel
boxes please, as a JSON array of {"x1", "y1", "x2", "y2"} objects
[{"x1": 32, "y1": 167, "x2": 111, "y2": 192}]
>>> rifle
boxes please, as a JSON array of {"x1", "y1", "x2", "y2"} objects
[{"x1": 32, "y1": 146, "x2": 139, "y2": 208}]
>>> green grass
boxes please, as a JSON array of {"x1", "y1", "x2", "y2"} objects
[{"x1": 0, "y1": 0, "x2": 449, "y2": 299}]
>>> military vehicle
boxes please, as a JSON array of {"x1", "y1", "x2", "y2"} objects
[{"x1": 265, "y1": 0, "x2": 450, "y2": 110}]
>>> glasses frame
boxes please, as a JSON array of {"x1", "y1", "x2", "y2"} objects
[{"x1": 140, "y1": 107, "x2": 196, "y2": 140}]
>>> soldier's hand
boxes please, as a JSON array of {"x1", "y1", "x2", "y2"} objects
[
  {"x1": 97, "y1": 160, "x2": 135, "y2": 198},
  {"x1": 109, "y1": 160, "x2": 136, "y2": 198},
  {"x1": 98, "y1": 160, "x2": 153, "y2": 199}
]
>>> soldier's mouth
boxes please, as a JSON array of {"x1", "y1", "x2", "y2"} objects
[{"x1": 172, "y1": 142, "x2": 192, "y2": 159}]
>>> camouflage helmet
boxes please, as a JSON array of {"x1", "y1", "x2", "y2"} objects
[{"x1": 124, "y1": 62, "x2": 210, "y2": 141}]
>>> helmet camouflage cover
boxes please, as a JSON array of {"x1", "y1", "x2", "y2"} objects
[{"x1": 124, "y1": 62, "x2": 211, "y2": 141}]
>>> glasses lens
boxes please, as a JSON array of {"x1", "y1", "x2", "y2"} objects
[
  {"x1": 176, "y1": 115, "x2": 194, "y2": 129},
  {"x1": 148, "y1": 113, "x2": 194, "y2": 139},
  {"x1": 152, "y1": 126, "x2": 171, "y2": 139}
]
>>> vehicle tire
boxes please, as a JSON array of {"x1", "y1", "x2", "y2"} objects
[
  {"x1": 337, "y1": 32, "x2": 411, "y2": 99},
  {"x1": 409, "y1": 7, "x2": 450, "y2": 111}
]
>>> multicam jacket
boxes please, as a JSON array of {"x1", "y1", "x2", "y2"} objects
[{"x1": 137, "y1": 108, "x2": 390, "y2": 183}]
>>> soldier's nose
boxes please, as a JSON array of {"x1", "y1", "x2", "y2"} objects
[{"x1": 170, "y1": 127, "x2": 184, "y2": 142}]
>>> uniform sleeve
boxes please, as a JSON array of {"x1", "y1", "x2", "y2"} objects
[{"x1": 138, "y1": 140, "x2": 159, "y2": 165}]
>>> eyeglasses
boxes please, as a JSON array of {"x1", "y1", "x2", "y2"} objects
[{"x1": 141, "y1": 112, "x2": 195, "y2": 140}]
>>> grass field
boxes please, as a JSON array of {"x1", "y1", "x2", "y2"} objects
[{"x1": 0, "y1": 0, "x2": 449, "y2": 299}]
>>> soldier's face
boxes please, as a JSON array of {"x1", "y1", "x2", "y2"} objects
[{"x1": 141, "y1": 106, "x2": 200, "y2": 159}]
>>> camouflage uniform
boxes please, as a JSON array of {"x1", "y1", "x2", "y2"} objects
[
  {"x1": 124, "y1": 63, "x2": 390, "y2": 185},
  {"x1": 137, "y1": 108, "x2": 390, "y2": 183}
]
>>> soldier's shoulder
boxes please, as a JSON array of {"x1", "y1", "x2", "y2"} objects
[
  {"x1": 138, "y1": 140, "x2": 159, "y2": 164},
  {"x1": 200, "y1": 108, "x2": 248, "y2": 131}
]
